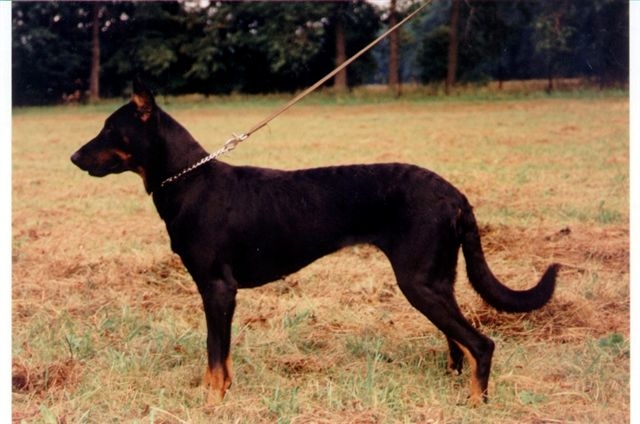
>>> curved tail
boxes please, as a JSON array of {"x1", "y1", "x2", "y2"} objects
[{"x1": 459, "y1": 204, "x2": 559, "y2": 313}]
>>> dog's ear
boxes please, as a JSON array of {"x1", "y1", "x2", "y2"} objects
[{"x1": 131, "y1": 78, "x2": 156, "y2": 122}]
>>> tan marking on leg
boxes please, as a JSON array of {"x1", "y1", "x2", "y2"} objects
[
  {"x1": 454, "y1": 341, "x2": 483, "y2": 407},
  {"x1": 203, "y1": 364, "x2": 227, "y2": 407},
  {"x1": 223, "y1": 355, "x2": 233, "y2": 391},
  {"x1": 203, "y1": 355, "x2": 234, "y2": 408}
]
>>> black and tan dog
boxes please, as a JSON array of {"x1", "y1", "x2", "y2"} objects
[{"x1": 71, "y1": 80, "x2": 558, "y2": 407}]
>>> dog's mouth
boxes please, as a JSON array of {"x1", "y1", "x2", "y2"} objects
[
  {"x1": 71, "y1": 151, "x2": 126, "y2": 177},
  {"x1": 87, "y1": 167, "x2": 114, "y2": 177}
]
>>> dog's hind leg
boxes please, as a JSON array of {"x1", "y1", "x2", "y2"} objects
[
  {"x1": 198, "y1": 277, "x2": 237, "y2": 408},
  {"x1": 446, "y1": 337, "x2": 465, "y2": 375},
  {"x1": 396, "y1": 272, "x2": 495, "y2": 405},
  {"x1": 386, "y1": 234, "x2": 494, "y2": 406}
]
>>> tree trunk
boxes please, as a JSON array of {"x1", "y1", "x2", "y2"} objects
[
  {"x1": 445, "y1": 0, "x2": 460, "y2": 95},
  {"x1": 388, "y1": 0, "x2": 400, "y2": 95},
  {"x1": 89, "y1": 2, "x2": 101, "y2": 102},
  {"x1": 546, "y1": 64, "x2": 554, "y2": 93},
  {"x1": 334, "y1": 9, "x2": 348, "y2": 91}
]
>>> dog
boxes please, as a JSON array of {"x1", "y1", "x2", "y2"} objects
[{"x1": 71, "y1": 79, "x2": 558, "y2": 407}]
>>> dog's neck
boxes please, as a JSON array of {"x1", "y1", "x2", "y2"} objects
[{"x1": 146, "y1": 109, "x2": 210, "y2": 193}]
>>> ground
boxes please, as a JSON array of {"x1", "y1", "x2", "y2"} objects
[{"x1": 12, "y1": 89, "x2": 629, "y2": 423}]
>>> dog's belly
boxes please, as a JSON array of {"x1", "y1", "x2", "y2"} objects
[{"x1": 230, "y1": 231, "x2": 369, "y2": 288}]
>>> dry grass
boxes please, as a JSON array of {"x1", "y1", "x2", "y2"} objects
[{"x1": 12, "y1": 92, "x2": 628, "y2": 423}]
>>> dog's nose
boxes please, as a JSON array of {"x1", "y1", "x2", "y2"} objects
[{"x1": 70, "y1": 151, "x2": 84, "y2": 168}]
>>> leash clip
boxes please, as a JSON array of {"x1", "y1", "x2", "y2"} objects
[{"x1": 223, "y1": 132, "x2": 248, "y2": 153}]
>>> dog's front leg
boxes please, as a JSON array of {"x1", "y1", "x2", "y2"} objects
[{"x1": 198, "y1": 277, "x2": 237, "y2": 408}]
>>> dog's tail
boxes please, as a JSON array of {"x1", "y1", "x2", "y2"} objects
[{"x1": 459, "y1": 203, "x2": 559, "y2": 313}]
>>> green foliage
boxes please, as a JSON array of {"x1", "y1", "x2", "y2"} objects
[
  {"x1": 179, "y1": 1, "x2": 379, "y2": 94},
  {"x1": 598, "y1": 333, "x2": 629, "y2": 357},
  {"x1": 12, "y1": 2, "x2": 92, "y2": 105},
  {"x1": 417, "y1": 26, "x2": 449, "y2": 83},
  {"x1": 12, "y1": 0, "x2": 380, "y2": 103},
  {"x1": 596, "y1": 200, "x2": 623, "y2": 224},
  {"x1": 416, "y1": 0, "x2": 628, "y2": 85},
  {"x1": 265, "y1": 385, "x2": 300, "y2": 422},
  {"x1": 12, "y1": 0, "x2": 629, "y2": 105},
  {"x1": 518, "y1": 390, "x2": 547, "y2": 405}
]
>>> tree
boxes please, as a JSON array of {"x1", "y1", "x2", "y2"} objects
[
  {"x1": 12, "y1": 0, "x2": 627, "y2": 106},
  {"x1": 569, "y1": 0, "x2": 628, "y2": 87},
  {"x1": 333, "y1": 3, "x2": 348, "y2": 91},
  {"x1": 100, "y1": 2, "x2": 190, "y2": 96},
  {"x1": 445, "y1": 0, "x2": 459, "y2": 94},
  {"x1": 417, "y1": 26, "x2": 449, "y2": 84},
  {"x1": 531, "y1": 0, "x2": 575, "y2": 92},
  {"x1": 312, "y1": 0, "x2": 381, "y2": 91},
  {"x1": 180, "y1": 1, "x2": 379, "y2": 94},
  {"x1": 89, "y1": 2, "x2": 101, "y2": 101},
  {"x1": 180, "y1": 2, "x2": 337, "y2": 94},
  {"x1": 388, "y1": 0, "x2": 399, "y2": 94},
  {"x1": 332, "y1": 1, "x2": 381, "y2": 88},
  {"x1": 12, "y1": 2, "x2": 93, "y2": 105}
]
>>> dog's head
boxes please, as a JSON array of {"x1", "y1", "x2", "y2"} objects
[{"x1": 70, "y1": 78, "x2": 158, "y2": 191}]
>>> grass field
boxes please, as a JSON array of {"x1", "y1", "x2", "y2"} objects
[{"x1": 12, "y1": 90, "x2": 629, "y2": 423}]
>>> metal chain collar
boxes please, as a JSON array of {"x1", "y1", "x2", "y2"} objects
[{"x1": 159, "y1": 133, "x2": 247, "y2": 188}]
